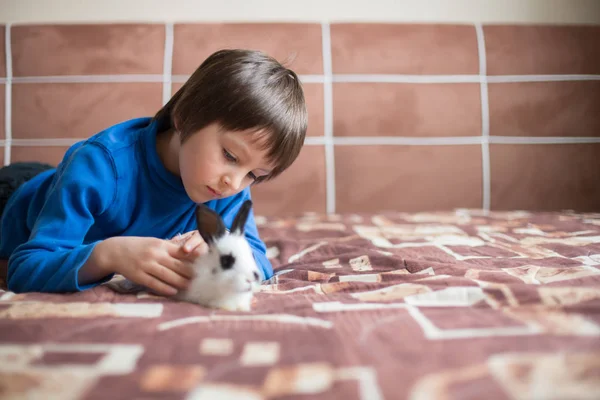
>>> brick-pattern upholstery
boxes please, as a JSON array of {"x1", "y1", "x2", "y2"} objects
[{"x1": 1, "y1": 23, "x2": 599, "y2": 215}]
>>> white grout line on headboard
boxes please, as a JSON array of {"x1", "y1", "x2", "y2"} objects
[
  {"x1": 321, "y1": 22, "x2": 336, "y2": 215},
  {"x1": 4, "y1": 24, "x2": 12, "y2": 166},
  {"x1": 7, "y1": 73, "x2": 599, "y2": 85},
  {"x1": 329, "y1": 136, "x2": 483, "y2": 146},
  {"x1": 11, "y1": 75, "x2": 164, "y2": 83},
  {"x1": 9, "y1": 138, "x2": 82, "y2": 146},
  {"x1": 162, "y1": 22, "x2": 174, "y2": 105},
  {"x1": 475, "y1": 23, "x2": 491, "y2": 214},
  {"x1": 6, "y1": 135, "x2": 598, "y2": 148},
  {"x1": 333, "y1": 74, "x2": 600, "y2": 83},
  {"x1": 489, "y1": 136, "x2": 600, "y2": 144},
  {"x1": 333, "y1": 74, "x2": 481, "y2": 83},
  {"x1": 487, "y1": 74, "x2": 600, "y2": 83},
  {"x1": 295, "y1": 75, "x2": 326, "y2": 83}
]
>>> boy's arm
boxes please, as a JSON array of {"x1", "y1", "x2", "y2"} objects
[
  {"x1": 243, "y1": 209, "x2": 273, "y2": 281},
  {"x1": 7, "y1": 144, "x2": 117, "y2": 293}
]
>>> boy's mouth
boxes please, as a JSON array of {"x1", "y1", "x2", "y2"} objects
[{"x1": 207, "y1": 186, "x2": 221, "y2": 197}]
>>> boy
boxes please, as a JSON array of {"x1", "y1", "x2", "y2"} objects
[{"x1": 0, "y1": 49, "x2": 307, "y2": 295}]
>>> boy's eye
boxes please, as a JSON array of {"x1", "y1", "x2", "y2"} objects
[
  {"x1": 224, "y1": 149, "x2": 257, "y2": 181},
  {"x1": 223, "y1": 149, "x2": 237, "y2": 163}
]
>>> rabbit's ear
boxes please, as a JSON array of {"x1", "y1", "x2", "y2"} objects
[
  {"x1": 195, "y1": 204, "x2": 226, "y2": 245},
  {"x1": 231, "y1": 200, "x2": 253, "y2": 235}
]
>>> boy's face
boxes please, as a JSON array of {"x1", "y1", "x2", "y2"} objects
[{"x1": 178, "y1": 123, "x2": 273, "y2": 203}]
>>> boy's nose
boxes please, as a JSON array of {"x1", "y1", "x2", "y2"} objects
[{"x1": 222, "y1": 174, "x2": 243, "y2": 191}]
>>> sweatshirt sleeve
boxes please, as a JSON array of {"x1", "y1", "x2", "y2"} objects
[
  {"x1": 244, "y1": 210, "x2": 273, "y2": 281},
  {"x1": 7, "y1": 143, "x2": 117, "y2": 293},
  {"x1": 212, "y1": 189, "x2": 273, "y2": 281}
]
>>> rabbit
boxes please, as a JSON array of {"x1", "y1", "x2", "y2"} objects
[{"x1": 174, "y1": 199, "x2": 262, "y2": 312}]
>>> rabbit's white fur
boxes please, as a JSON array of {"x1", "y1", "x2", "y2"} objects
[{"x1": 174, "y1": 200, "x2": 261, "y2": 312}]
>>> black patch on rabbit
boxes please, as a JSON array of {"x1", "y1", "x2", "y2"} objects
[{"x1": 220, "y1": 254, "x2": 235, "y2": 270}]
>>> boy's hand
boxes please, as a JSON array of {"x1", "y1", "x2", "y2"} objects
[
  {"x1": 169, "y1": 231, "x2": 209, "y2": 259},
  {"x1": 97, "y1": 236, "x2": 197, "y2": 297}
]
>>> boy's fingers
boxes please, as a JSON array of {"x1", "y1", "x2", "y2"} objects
[
  {"x1": 148, "y1": 263, "x2": 191, "y2": 290},
  {"x1": 165, "y1": 236, "x2": 197, "y2": 253},
  {"x1": 169, "y1": 231, "x2": 193, "y2": 244},
  {"x1": 139, "y1": 272, "x2": 178, "y2": 296},
  {"x1": 184, "y1": 237, "x2": 207, "y2": 253},
  {"x1": 181, "y1": 232, "x2": 202, "y2": 250},
  {"x1": 188, "y1": 242, "x2": 209, "y2": 258},
  {"x1": 164, "y1": 240, "x2": 187, "y2": 255},
  {"x1": 165, "y1": 257, "x2": 195, "y2": 279}
]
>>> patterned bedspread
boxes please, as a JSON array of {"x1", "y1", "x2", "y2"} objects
[{"x1": 1, "y1": 209, "x2": 599, "y2": 399}]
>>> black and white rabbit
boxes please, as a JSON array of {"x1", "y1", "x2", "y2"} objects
[{"x1": 174, "y1": 199, "x2": 262, "y2": 311}]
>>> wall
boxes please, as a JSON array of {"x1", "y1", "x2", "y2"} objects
[
  {"x1": 1, "y1": 0, "x2": 600, "y2": 24},
  {"x1": 0, "y1": 1, "x2": 599, "y2": 216}
]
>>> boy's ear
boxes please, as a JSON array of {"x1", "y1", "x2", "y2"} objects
[
  {"x1": 231, "y1": 200, "x2": 253, "y2": 235},
  {"x1": 195, "y1": 204, "x2": 226, "y2": 244},
  {"x1": 172, "y1": 115, "x2": 182, "y2": 134}
]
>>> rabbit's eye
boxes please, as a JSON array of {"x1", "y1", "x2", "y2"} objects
[{"x1": 220, "y1": 254, "x2": 235, "y2": 270}]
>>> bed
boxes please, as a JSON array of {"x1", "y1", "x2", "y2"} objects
[
  {"x1": 1, "y1": 208, "x2": 599, "y2": 399},
  {"x1": 2, "y1": 19, "x2": 599, "y2": 399}
]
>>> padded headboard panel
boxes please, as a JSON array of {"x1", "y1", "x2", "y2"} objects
[{"x1": 1, "y1": 23, "x2": 598, "y2": 216}]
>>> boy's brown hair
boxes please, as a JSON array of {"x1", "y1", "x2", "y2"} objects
[{"x1": 153, "y1": 49, "x2": 308, "y2": 182}]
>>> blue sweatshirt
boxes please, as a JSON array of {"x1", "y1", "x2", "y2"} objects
[{"x1": 0, "y1": 117, "x2": 273, "y2": 293}]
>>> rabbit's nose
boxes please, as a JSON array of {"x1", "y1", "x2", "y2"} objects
[{"x1": 246, "y1": 272, "x2": 260, "y2": 285}]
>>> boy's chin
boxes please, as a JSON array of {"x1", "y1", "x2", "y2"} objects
[
  {"x1": 184, "y1": 185, "x2": 240, "y2": 203},
  {"x1": 182, "y1": 186, "x2": 210, "y2": 204}
]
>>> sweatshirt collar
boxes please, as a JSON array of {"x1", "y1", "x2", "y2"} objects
[{"x1": 141, "y1": 118, "x2": 191, "y2": 201}]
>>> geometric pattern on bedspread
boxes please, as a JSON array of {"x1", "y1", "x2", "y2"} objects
[{"x1": 1, "y1": 209, "x2": 599, "y2": 399}]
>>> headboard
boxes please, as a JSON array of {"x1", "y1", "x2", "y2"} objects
[{"x1": 1, "y1": 22, "x2": 598, "y2": 216}]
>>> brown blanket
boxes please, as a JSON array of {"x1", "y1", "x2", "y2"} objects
[{"x1": 1, "y1": 209, "x2": 599, "y2": 399}]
